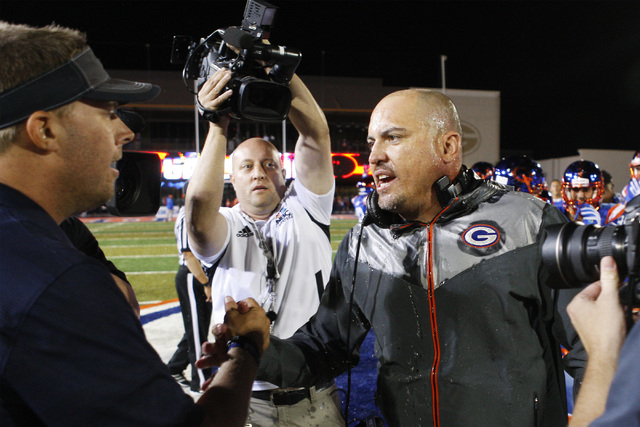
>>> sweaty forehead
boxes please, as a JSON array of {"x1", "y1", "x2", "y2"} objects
[{"x1": 369, "y1": 93, "x2": 428, "y2": 133}]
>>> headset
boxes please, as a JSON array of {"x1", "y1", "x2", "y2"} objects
[{"x1": 364, "y1": 166, "x2": 477, "y2": 228}]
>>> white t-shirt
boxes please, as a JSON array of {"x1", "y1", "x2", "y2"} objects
[{"x1": 195, "y1": 178, "x2": 334, "y2": 344}]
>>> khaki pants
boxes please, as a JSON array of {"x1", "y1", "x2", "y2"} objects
[{"x1": 246, "y1": 384, "x2": 344, "y2": 427}]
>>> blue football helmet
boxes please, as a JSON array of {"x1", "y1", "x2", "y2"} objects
[
  {"x1": 494, "y1": 155, "x2": 546, "y2": 197},
  {"x1": 561, "y1": 160, "x2": 604, "y2": 210},
  {"x1": 356, "y1": 180, "x2": 374, "y2": 196},
  {"x1": 471, "y1": 161, "x2": 495, "y2": 180}
]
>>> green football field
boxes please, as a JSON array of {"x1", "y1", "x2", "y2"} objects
[{"x1": 88, "y1": 218, "x2": 358, "y2": 304}]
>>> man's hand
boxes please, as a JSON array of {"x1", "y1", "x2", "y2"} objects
[
  {"x1": 567, "y1": 256, "x2": 626, "y2": 359},
  {"x1": 567, "y1": 256, "x2": 627, "y2": 426},
  {"x1": 222, "y1": 296, "x2": 270, "y2": 353},
  {"x1": 197, "y1": 69, "x2": 234, "y2": 129},
  {"x1": 196, "y1": 323, "x2": 233, "y2": 372},
  {"x1": 196, "y1": 296, "x2": 270, "y2": 372}
]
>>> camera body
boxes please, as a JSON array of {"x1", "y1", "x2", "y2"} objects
[
  {"x1": 541, "y1": 196, "x2": 640, "y2": 306},
  {"x1": 171, "y1": 0, "x2": 301, "y2": 123}
]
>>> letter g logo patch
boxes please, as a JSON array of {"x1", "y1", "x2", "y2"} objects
[
  {"x1": 458, "y1": 221, "x2": 504, "y2": 256},
  {"x1": 462, "y1": 224, "x2": 500, "y2": 248}
]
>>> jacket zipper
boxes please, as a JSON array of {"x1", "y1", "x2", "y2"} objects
[
  {"x1": 426, "y1": 221, "x2": 441, "y2": 427},
  {"x1": 425, "y1": 200, "x2": 457, "y2": 427}
]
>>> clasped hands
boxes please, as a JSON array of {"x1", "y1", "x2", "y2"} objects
[{"x1": 196, "y1": 296, "x2": 270, "y2": 374}]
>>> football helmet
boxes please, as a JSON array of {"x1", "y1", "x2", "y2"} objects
[
  {"x1": 561, "y1": 160, "x2": 604, "y2": 210},
  {"x1": 471, "y1": 161, "x2": 495, "y2": 180},
  {"x1": 356, "y1": 180, "x2": 374, "y2": 196},
  {"x1": 494, "y1": 155, "x2": 546, "y2": 197}
]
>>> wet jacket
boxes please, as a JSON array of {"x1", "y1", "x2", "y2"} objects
[{"x1": 259, "y1": 178, "x2": 585, "y2": 426}]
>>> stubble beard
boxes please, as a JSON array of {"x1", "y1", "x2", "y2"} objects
[{"x1": 377, "y1": 191, "x2": 402, "y2": 214}]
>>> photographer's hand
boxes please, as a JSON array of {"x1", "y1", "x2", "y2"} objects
[
  {"x1": 197, "y1": 69, "x2": 233, "y2": 130},
  {"x1": 567, "y1": 256, "x2": 626, "y2": 426}
]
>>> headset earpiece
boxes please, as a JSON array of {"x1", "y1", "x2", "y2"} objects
[
  {"x1": 363, "y1": 190, "x2": 401, "y2": 228},
  {"x1": 363, "y1": 166, "x2": 478, "y2": 228},
  {"x1": 435, "y1": 167, "x2": 477, "y2": 207}
]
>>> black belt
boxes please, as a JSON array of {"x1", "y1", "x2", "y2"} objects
[{"x1": 251, "y1": 381, "x2": 333, "y2": 406}]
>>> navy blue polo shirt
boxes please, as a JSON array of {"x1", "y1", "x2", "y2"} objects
[{"x1": 0, "y1": 183, "x2": 203, "y2": 425}]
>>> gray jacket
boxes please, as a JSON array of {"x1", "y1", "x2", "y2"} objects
[{"x1": 259, "y1": 177, "x2": 585, "y2": 426}]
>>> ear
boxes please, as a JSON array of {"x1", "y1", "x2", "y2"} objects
[
  {"x1": 440, "y1": 131, "x2": 462, "y2": 164},
  {"x1": 281, "y1": 168, "x2": 287, "y2": 180},
  {"x1": 23, "y1": 111, "x2": 62, "y2": 152}
]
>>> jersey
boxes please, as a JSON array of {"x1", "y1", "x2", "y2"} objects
[
  {"x1": 622, "y1": 177, "x2": 640, "y2": 204},
  {"x1": 558, "y1": 203, "x2": 602, "y2": 225},
  {"x1": 351, "y1": 193, "x2": 368, "y2": 222}
]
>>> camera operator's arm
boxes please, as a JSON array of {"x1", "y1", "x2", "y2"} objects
[
  {"x1": 186, "y1": 70, "x2": 233, "y2": 258},
  {"x1": 287, "y1": 74, "x2": 334, "y2": 195},
  {"x1": 567, "y1": 257, "x2": 626, "y2": 427}
]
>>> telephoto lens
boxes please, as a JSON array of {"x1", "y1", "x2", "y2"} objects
[{"x1": 541, "y1": 222, "x2": 629, "y2": 288}]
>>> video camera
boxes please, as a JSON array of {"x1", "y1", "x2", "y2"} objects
[
  {"x1": 107, "y1": 151, "x2": 162, "y2": 216},
  {"x1": 105, "y1": 108, "x2": 161, "y2": 216},
  {"x1": 541, "y1": 196, "x2": 640, "y2": 308},
  {"x1": 170, "y1": 0, "x2": 302, "y2": 123}
]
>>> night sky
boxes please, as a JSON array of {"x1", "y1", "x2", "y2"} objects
[{"x1": 2, "y1": 0, "x2": 640, "y2": 159}]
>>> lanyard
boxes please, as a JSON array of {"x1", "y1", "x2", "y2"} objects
[{"x1": 243, "y1": 213, "x2": 280, "y2": 332}]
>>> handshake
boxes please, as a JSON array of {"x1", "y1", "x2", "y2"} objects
[{"x1": 196, "y1": 296, "x2": 270, "y2": 389}]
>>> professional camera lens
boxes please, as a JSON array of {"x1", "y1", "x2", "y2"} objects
[
  {"x1": 236, "y1": 78, "x2": 291, "y2": 122},
  {"x1": 113, "y1": 156, "x2": 143, "y2": 212},
  {"x1": 107, "y1": 152, "x2": 161, "y2": 216},
  {"x1": 541, "y1": 222, "x2": 629, "y2": 288}
]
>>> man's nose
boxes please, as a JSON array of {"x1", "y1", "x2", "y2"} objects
[
  {"x1": 252, "y1": 164, "x2": 266, "y2": 179},
  {"x1": 368, "y1": 141, "x2": 385, "y2": 165},
  {"x1": 115, "y1": 118, "x2": 135, "y2": 146}
]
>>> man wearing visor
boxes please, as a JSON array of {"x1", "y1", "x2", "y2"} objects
[{"x1": 0, "y1": 22, "x2": 269, "y2": 426}]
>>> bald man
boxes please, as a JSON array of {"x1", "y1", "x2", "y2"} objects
[{"x1": 248, "y1": 89, "x2": 586, "y2": 426}]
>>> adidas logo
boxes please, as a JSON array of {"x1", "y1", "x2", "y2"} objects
[{"x1": 236, "y1": 226, "x2": 254, "y2": 238}]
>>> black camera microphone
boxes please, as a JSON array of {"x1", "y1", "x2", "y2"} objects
[{"x1": 223, "y1": 27, "x2": 255, "y2": 50}]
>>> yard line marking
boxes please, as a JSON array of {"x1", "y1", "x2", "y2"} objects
[
  {"x1": 102, "y1": 244, "x2": 174, "y2": 248},
  {"x1": 88, "y1": 222, "x2": 122, "y2": 231},
  {"x1": 96, "y1": 237, "x2": 173, "y2": 241},
  {"x1": 126, "y1": 271, "x2": 176, "y2": 275},
  {"x1": 108, "y1": 254, "x2": 177, "y2": 259}
]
